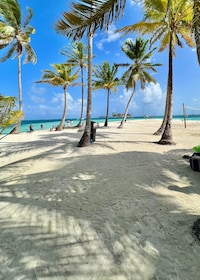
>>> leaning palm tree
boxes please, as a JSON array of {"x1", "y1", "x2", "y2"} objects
[
  {"x1": 36, "y1": 64, "x2": 79, "y2": 131},
  {"x1": 0, "y1": 0, "x2": 36, "y2": 133},
  {"x1": 0, "y1": 94, "x2": 23, "y2": 136},
  {"x1": 55, "y1": 0, "x2": 126, "y2": 147},
  {"x1": 93, "y1": 61, "x2": 120, "y2": 126},
  {"x1": 60, "y1": 41, "x2": 88, "y2": 127},
  {"x1": 118, "y1": 0, "x2": 194, "y2": 143},
  {"x1": 116, "y1": 37, "x2": 161, "y2": 128}
]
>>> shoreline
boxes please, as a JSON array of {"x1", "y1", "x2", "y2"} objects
[
  {"x1": 2, "y1": 116, "x2": 200, "y2": 134},
  {"x1": 0, "y1": 119, "x2": 200, "y2": 280}
]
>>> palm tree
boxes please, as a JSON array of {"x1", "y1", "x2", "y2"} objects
[
  {"x1": 118, "y1": 0, "x2": 194, "y2": 143},
  {"x1": 55, "y1": 0, "x2": 126, "y2": 40},
  {"x1": 116, "y1": 37, "x2": 161, "y2": 128},
  {"x1": 0, "y1": 0, "x2": 36, "y2": 133},
  {"x1": 192, "y1": 0, "x2": 200, "y2": 65},
  {"x1": 36, "y1": 64, "x2": 79, "y2": 131},
  {"x1": 0, "y1": 94, "x2": 23, "y2": 135},
  {"x1": 60, "y1": 41, "x2": 88, "y2": 127},
  {"x1": 55, "y1": 0, "x2": 127, "y2": 147},
  {"x1": 93, "y1": 61, "x2": 120, "y2": 126}
]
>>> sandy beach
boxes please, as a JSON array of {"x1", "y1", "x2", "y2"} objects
[{"x1": 0, "y1": 119, "x2": 200, "y2": 280}]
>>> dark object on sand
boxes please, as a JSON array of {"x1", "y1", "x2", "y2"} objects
[
  {"x1": 90, "y1": 121, "x2": 96, "y2": 142},
  {"x1": 192, "y1": 218, "x2": 200, "y2": 241},
  {"x1": 189, "y1": 153, "x2": 200, "y2": 172},
  {"x1": 183, "y1": 155, "x2": 191, "y2": 159}
]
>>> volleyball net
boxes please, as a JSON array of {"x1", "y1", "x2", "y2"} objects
[{"x1": 182, "y1": 104, "x2": 200, "y2": 128}]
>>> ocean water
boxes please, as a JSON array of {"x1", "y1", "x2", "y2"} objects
[
  {"x1": 1, "y1": 117, "x2": 124, "y2": 134},
  {"x1": 1, "y1": 115, "x2": 200, "y2": 135}
]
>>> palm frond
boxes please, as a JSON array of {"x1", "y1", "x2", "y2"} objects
[
  {"x1": 144, "y1": 0, "x2": 167, "y2": 14},
  {"x1": 117, "y1": 21, "x2": 165, "y2": 37},
  {"x1": 36, "y1": 63, "x2": 79, "y2": 88},
  {"x1": 0, "y1": 0, "x2": 36, "y2": 64},
  {"x1": 118, "y1": 37, "x2": 161, "y2": 91},
  {"x1": 0, "y1": 94, "x2": 23, "y2": 134},
  {"x1": 0, "y1": 0, "x2": 21, "y2": 28},
  {"x1": 93, "y1": 61, "x2": 120, "y2": 91},
  {"x1": 21, "y1": 7, "x2": 33, "y2": 28},
  {"x1": 0, "y1": 43, "x2": 17, "y2": 62},
  {"x1": 55, "y1": 0, "x2": 126, "y2": 41},
  {"x1": 23, "y1": 44, "x2": 37, "y2": 64},
  {"x1": 118, "y1": 0, "x2": 194, "y2": 56}
]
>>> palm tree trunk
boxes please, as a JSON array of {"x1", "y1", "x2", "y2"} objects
[
  {"x1": 153, "y1": 90, "x2": 169, "y2": 135},
  {"x1": 10, "y1": 50, "x2": 22, "y2": 134},
  {"x1": 76, "y1": 66, "x2": 84, "y2": 127},
  {"x1": 158, "y1": 34, "x2": 175, "y2": 145},
  {"x1": 56, "y1": 86, "x2": 67, "y2": 131},
  {"x1": 118, "y1": 89, "x2": 135, "y2": 128},
  {"x1": 104, "y1": 89, "x2": 110, "y2": 127},
  {"x1": 78, "y1": 32, "x2": 93, "y2": 147}
]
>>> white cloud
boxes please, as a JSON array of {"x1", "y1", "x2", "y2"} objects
[
  {"x1": 51, "y1": 92, "x2": 64, "y2": 104},
  {"x1": 128, "y1": 0, "x2": 143, "y2": 7},
  {"x1": 116, "y1": 88, "x2": 139, "y2": 111},
  {"x1": 142, "y1": 83, "x2": 163, "y2": 104},
  {"x1": 30, "y1": 84, "x2": 46, "y2": 95},
  {"x1": 140, "y1": 83, "x2": 166, "y2": 116},
  {"x1": 30, "y1": 95, "x2": 46, "y2": 104},
  {"x1": 96, "y1": 24, "x2": 121, "y2": 50},
  {"x1": 26, "y1": 91, "x2": 86, "y2": 119},
  {"x1": 29, "y1": 84, "x2": 46, "y2": 103}
]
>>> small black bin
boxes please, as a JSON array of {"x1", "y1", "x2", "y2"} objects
[
  {"x1": 90, "y1": 121, "x2": 96, "y2": 142},
  {"x1": 190, "y1": 153, "x2": 200, "y2": 172}
]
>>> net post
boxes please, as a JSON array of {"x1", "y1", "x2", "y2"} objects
[{"x1": 183, "y1": 103, "x2": 186, "y2": 128}]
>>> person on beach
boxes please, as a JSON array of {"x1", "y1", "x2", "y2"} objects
[
  {"x1": 29, "y1": 124, "x2": 34, "y2": 132},
  {"x1": 41, "y1": 124, "x2": 44, "y2": 130}
]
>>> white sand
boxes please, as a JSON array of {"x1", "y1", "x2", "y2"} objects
[{"x1": 0, "y1": 119, "x2": 200, "y2": 280}]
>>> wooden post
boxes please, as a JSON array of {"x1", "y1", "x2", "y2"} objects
[{"x1": 183, "y1": 103, "x2": 186, "y2": 128}]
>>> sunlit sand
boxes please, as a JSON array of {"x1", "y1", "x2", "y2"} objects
[{"x1": 0, "y1": 119, "x2": 200, "y2": 280}]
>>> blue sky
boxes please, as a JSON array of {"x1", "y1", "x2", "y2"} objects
[{"x1": 0, "y1": 0, "x2": 200, "y2": 120}]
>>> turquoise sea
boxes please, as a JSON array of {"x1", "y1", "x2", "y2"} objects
[{"x1": 2, "y1": 115, "x2": 200, "y2": 135}]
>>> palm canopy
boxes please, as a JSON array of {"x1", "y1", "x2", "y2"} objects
[
  {"x1": 93, "y1": 61, "x2": 120, "y2": 126},
  {"x1": 60, "y1": 41, "x2": 88, "y2": 69},
  {"x1": 60, "y1": 41, "x2": 88, "y2": 127},
  {"x1": 36, "y1": 64, "x2": 79, "y2": 131},
  {"x1": 0, "y1": 94, "x2": 23, "y2": 134},
  {"x1": 55, "y1": 0, "x2": 126, "y2": 40},
  {"x1": 93, "y1": 61, "x2": 120, "y2": 91},
  {"x1": 117, "y1": 37, "x2": 161, "y2": 128},
  {"x1": 36, "y1": 64, "x2": 79, "y2": 89},
  {"x1": 0, "y1": 0, "x2": 36, "y2": 64},
  {"x1": 117, "y1": 0, "x2": 194, "y2": 53},
  {"x1": 117, "y1": 38, "x2": 162, "y2": 91}
]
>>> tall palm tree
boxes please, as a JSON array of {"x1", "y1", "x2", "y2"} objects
[
  {"x1": 36, "y1": 64, "x2": 79, "y2": 131},
  {"x1": 0, "y1": 0, "x2": 36, "y2": 133},
  {"x1": 55, "y1": 0, "x2": 126, "y2": 147},
  {"x1": 0, "y1": 94, "x2": 23, "y2": 135},
  {"x1": 116, "y1": 37, "x2": 161, "y2": 128},
  {"x1": 118, "y1": 0, "x2": 194, "y2": 143},
  {"x1": 60, "y1": 41, "x2": 88, "y2": 127},
  {"x1": 192, "y1": 0, "x2": 200, "y2": 65},
  {"x1": 93, "y1": 61, "x2": 120, "y2": 126}
]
